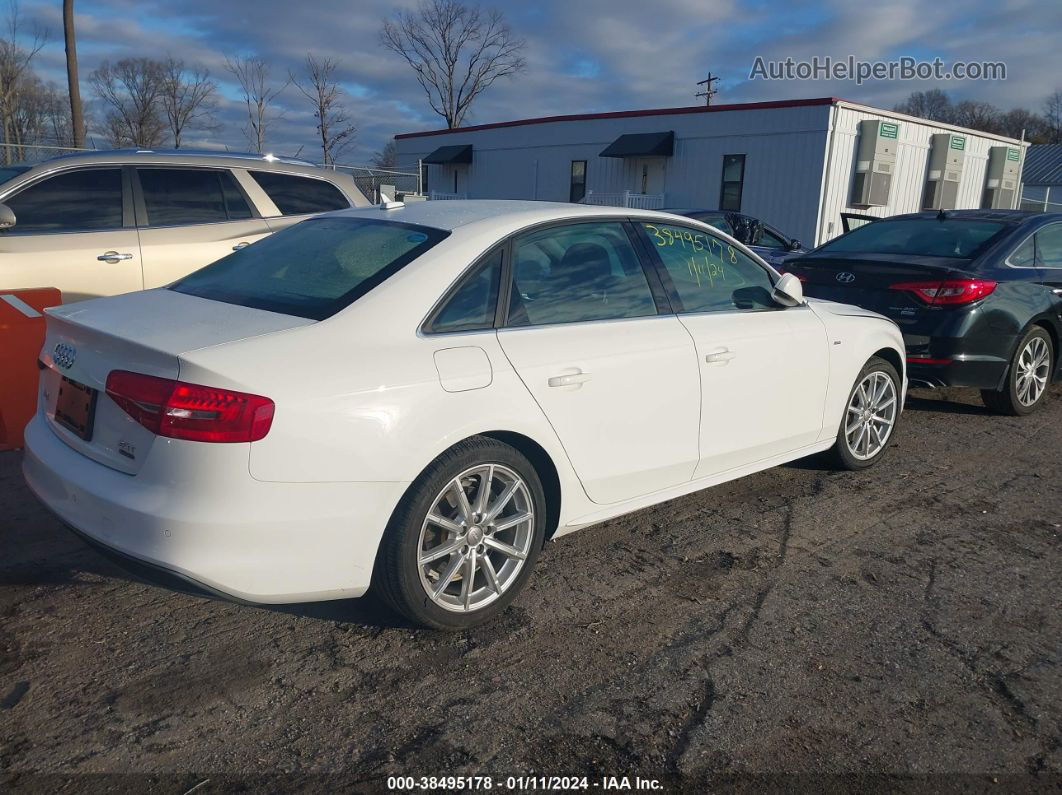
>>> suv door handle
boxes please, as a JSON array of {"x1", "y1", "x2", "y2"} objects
[
  {"x1": 705, "y1": 348, "x2": 736, "y2": 364},
  {"x1": 232, "y1": 242, "x2": 250, "y2": 251},
  {"x1": 97, "y1": 251, "x2": 133, "y2": 262},
  {"x1": 547, "y1": 371, "x2": 592, "y2": 388}
]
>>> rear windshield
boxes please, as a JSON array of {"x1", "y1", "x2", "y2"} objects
[
  {"x1": 170, "y1": 216, "x2": 449, "y2": 320},
  {"x1": 819, "y1": 218, "x2": 1007, "y2": 259}
]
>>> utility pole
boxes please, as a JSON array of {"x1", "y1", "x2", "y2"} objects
[
  {"x1": 63, "y1": 0, "x2": 85, "y2": 148},
  {"x1": 696, "y1": 73, "x2": 719, "y2": 107}
]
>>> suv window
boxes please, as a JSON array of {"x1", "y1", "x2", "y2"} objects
[
  {"x1": 507, "y1": 222, "x2": 658, "y2": 327},
  {"x1": 138, "y1": 168, "x2": 253, "y2": 226},
  {"x1": 429, "y1": 249, "x2": 502, "y2": 333},
  {"x1": 171, "y1": 216, "x2": 448, "y2": 320},
  {"x1": 641, "y1": 221, "x2": 776, "y2": 313},
  {"x1": 249, "y1": 171, "x2": 349, "y2": 215},
  {"x1": 5, "y1": 168, "x2": 123, "y2": 233}
]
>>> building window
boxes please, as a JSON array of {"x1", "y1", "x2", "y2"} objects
[
  {"x1": 719, "y1": 154, "x2": 746, "y2": 211},
  {"x1": 569, "y1": 160, "x2": 587, "y2": 203}
]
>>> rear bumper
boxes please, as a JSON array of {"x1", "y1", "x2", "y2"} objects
[
  {"x1": 905, "y1": 356, "x2": 1008, "y2": 390},
  {"x1": 22, "y1": 414, "x2": 409, "y2": 603}
]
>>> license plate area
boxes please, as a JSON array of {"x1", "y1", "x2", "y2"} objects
[{"x1": 55, "y1": 377, "x2": 98, "y2": 441}]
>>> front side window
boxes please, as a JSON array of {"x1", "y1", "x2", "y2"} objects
[
  {"x1": 754, "y1": 227, "x2": 789, "y2": 249},
  {"x1": 171, "y1": 217, "x2": 448, "y2": 320},
  {"x1": 719, "y1": 154, "x2": 745, "y2": 212},
  {"x1": 138, "y1": 168, "x2": 253, "y2": 227},
  {"x1": 569, "y1": 160, "x2": 586, "y2": 203},
  {"x1": 250, "y1": 171, "x2": 350, "y2": 215},
  {"x1": 5, "y1": 168, "x2": 123, "y2": 233},
  {"x1": 641, "y1": 222, "x2": 776, "y2": 313},
  {"x1": 1036, "y1": 223, "x2": 1062, "y2": 269},
  {"x1": 429, "y1": 248, "x2": 502, "y2": 333},
  {"x1": 507, "y1": 222, "x2": 657, "y2": 327},
  {"x1": 819, "y1": 218, "x2": 1007, "y2": 259}
]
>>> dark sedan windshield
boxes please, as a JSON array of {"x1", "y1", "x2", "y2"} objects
[
  {"x1": 171, "y1": 216, "x2": 449, "y2": 320},
  {"x1": 819, "y1": 218, "x2": 1008, "y2": 259}
]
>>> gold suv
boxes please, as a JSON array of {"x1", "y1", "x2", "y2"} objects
[{"x1": 0, "y1": 149, "x2": 370, "y2": 302}]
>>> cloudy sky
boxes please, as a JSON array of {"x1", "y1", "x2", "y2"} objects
[{"x1": 16, "y1": 0, "x2": 1062, "y2": 168}]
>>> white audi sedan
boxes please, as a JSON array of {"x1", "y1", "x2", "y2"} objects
[{"x1": 23, "y1": 201, "x2": 906, "y2": 629}]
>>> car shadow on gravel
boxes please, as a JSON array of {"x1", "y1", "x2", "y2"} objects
[{"x1": 903, "y1": 387, "x2": 998, "y2": 415}]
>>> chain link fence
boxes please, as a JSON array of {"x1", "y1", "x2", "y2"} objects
[
  {"x1": 321, "y1": 164, "x2": 423, "y2": 202},
  {"x1": 0, "y1": 142, "x2": 96, "y2": 165}
]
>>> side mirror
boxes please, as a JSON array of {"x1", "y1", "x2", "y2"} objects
[
  {"x1": 788, "y1": 239, "x2": 803, "y2": 251},
  {"x1": 773, "y1": 272, "x2": 804, "y2": 307},
  {"x1": 0, "y1": 203, "x2": 15, "y2": 231}
]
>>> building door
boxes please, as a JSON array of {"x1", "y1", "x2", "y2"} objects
[{"x1": 632, "y1": 158, "x2": 665, "y2": 195}]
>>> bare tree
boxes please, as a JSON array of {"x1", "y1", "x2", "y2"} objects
[
  {"x1": 91, "y1": 58, "x2": 166, "y2": 147},
  {"x1": 948, "y1": 100, "x2": 1002, "y2": 135},
  {"x1": 894, "y1": 88, "x2": 952, "y2": 122},
  {"x1": 289, "y1": 55, "x2": 356, "y2": 165},
  {"x1": 1044, "y1": 90, "x2": 1062, "y2": 144},
  {"x1": 63, "y1": 0, "x2": 84, "y2": 147},
  {"x1": 372, "y1": 140, "x2": 397, "y2": 169},
  {"x1": 225, "y1": 55, "x2": 286, "y2": 153},
  {"x1": 381, "y1": 0, "x2": 525, "y2": 128},
  {"x1": 0, "y1": 1, "x2": 46, "y2": 163},
  {"x1": 160, "y1": 58, "x2": 216, "y2": 148},
  {"x1": 998, "y1": 108, "x2": 1048, "y2": 144}
]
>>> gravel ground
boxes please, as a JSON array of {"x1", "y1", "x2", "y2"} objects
[{"x1": 1, "y1": 386, "x2": 1060, "y2": 793}]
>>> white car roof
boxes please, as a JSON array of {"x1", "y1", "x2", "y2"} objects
[{"x1": 331, "y1": 199, "x2": 655, "y2": 233}]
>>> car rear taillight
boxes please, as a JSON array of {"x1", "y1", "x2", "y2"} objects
[
  {"x1": 888, "y1": 279, "x2": 997, "y2": 306},
  {"x1": 105, "y1": 370, "x2": 274, "y2": 443}
]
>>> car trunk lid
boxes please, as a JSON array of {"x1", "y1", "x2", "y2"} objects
[
  {"x1": 786, "y1": 252, "x2": 975, "y2": 326},
  {"x1": 39, "y1": 289, "x2": 313, "y2": 475}
]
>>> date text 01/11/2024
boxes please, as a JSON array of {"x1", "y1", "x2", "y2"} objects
[{"x1": 386, "y1": 775, "x2": 664, "y2": 791}]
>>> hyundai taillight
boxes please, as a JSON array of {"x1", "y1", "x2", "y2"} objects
[
  {"x1": 888, "y1": 279, "x2": 997, "y2": 306},
  {"x1": 105, "y1": 370, "x2": 274, "y2": 443}
]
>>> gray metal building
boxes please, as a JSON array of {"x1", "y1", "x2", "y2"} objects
[
  {"x1": 1021, "y1": 144, "x2": 1062, "y2": 212},
  {"x1": 394, "y1": 97, "x2": 1027, "y2": 247}
]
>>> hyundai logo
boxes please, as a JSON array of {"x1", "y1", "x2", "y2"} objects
[
  {"x1": 836, "y1": 271, "x2": 856, "y2": 283},
  {"x1": 53, "y1": 342, "x2": 76, "y2": 370}
]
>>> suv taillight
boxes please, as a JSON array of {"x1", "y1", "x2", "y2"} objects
[
  {"x1": 889, "y1": 279, "x2": 997, "y2": 306},
  {"x1": 105, "y1": 370, "x2": 274, "y2": 443}
]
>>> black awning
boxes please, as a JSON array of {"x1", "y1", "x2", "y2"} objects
[
  {"x1": 599, "y1": 131, "x2": 674, "y2": 158},
  {"x1": 422, "y1": 144, "x2": 473, "y2": 165}
]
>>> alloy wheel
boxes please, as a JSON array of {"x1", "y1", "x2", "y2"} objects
[
  {"x1": 1015, "y1": 336, "x2": 1051, "y2": 407},
  {"x1": 845, "y1": 371, "x2": 898, "y2": 461},
  {"x1": 417, "y1": 464, "x2": 535, "y2": 613}
]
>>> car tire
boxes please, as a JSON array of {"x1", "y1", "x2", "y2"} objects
[
  {"x1": 981, "y1": 326, "x2": 1054, "y2": 416},
  {"x1": 373, "y1": 436, "x2": 547, "y2": 630},
  {"x1": 831, "y1": 355, "x2": 901, "y2": 471}
]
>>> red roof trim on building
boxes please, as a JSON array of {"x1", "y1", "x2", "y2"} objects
[{"x1": 395, "y1": 97, "x2": 843, "y2": 140}]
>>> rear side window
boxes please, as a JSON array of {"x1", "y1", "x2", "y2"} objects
[
  {"x1": 171, "y1": 217, "x2": 448, "y2": 320},
  {"x1": 138, "y1": 168, "x2": 253, "y2": 226},
  {"x1": 428, "y1": 249, "x2": 502, "y2": 333},
  {"x1": 6, "y1": 168, "x2": 123, "y2": 233},
  {"x1": 642, "y1": 222, "x2": 776, "y2": 313},
  {"x1": 819, "y1": 218, "x2": 1007, "y2": 259},
  {"x1": 507, "y1": 222, "x2": 657, "y2": 327},
  {"x1": 249, "y1": 171, "x2": 349, "y2": 215},
  {"x1": 1035, "y1": 223, "x2": 1062, "y2": 269}
]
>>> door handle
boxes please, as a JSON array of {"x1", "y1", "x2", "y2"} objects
[
  {"x1": 232, "y1": 242, "x2": 250, "y2": 251},
  {"x1": 705, "y1": 348, "x2": 736, "y2": 364},
  {"x1": 97, "y1": 251, "x2": 132, "y2": 262},
  {"x1": 547, "y1": 371, "x2": 592, "y2": 388}
]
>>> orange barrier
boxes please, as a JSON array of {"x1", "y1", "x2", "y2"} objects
[{"x1": 0, "y1": 288, "x2": 62, "y2": 450}]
